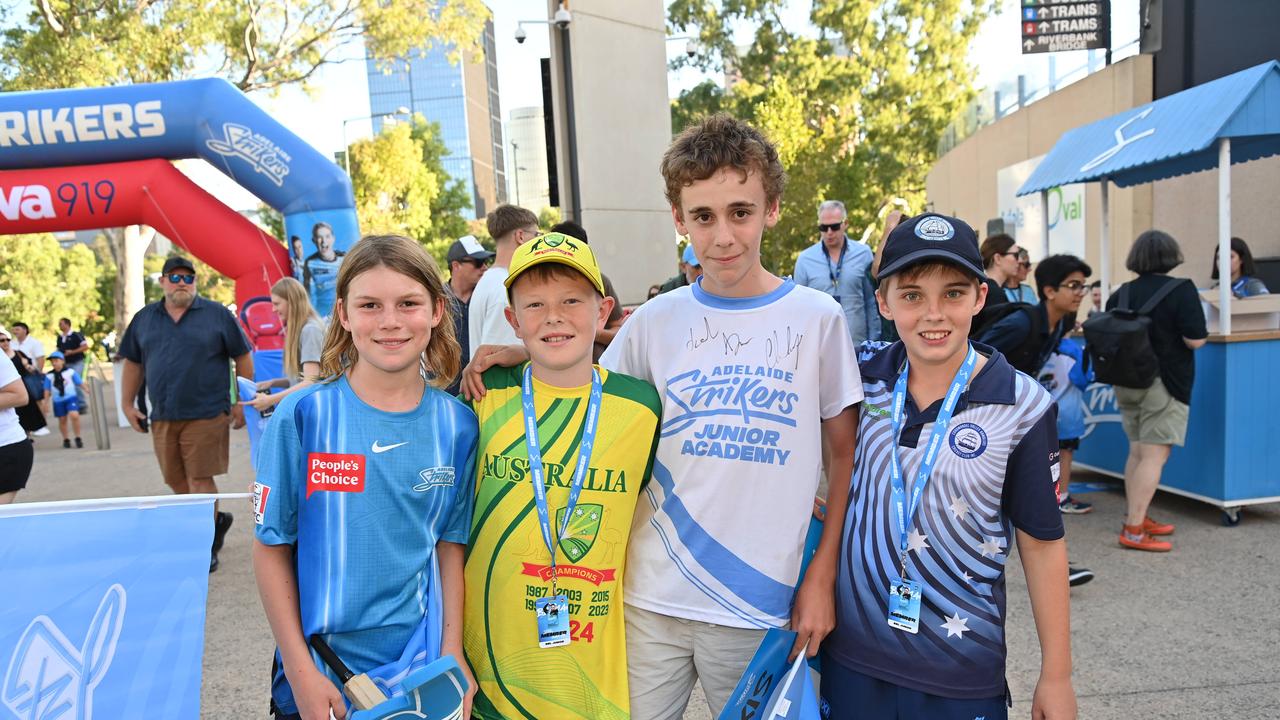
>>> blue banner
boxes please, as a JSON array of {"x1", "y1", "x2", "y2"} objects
[{"x1": 0, "y1": 497, "x2": 216, "y2": 720}]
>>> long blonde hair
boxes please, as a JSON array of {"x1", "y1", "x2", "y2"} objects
[
  {"x1": 318, "y1": 234, "x2": 459, "y2": 388},
  {"x1": 270, "y1": 277, "x2": 321, "y2": 381}
]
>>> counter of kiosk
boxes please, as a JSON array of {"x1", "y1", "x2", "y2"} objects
[{"x1": 1074, "y1": 328, "x2": 1280, "y2": 525}]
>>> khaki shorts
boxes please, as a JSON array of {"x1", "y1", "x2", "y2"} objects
[
  {"x1": 625, "y1": 603, "x2": 773, "y2": 720},
  {"x1": 152, "y1": 414, "x2": 231, "y2": 489},
  {"x1": 1115, "y1": 377, "x2": 1190, "y2": 447}
]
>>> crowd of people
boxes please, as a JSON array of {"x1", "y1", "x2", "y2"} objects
[
  {"x1": 0, "y1": 316, "x2": 98, "y2": 505},
  {"x1": 5, "y1": 110, "x2": 1271, "y2": 720}
]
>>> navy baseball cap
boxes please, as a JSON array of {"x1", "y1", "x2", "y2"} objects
[{"x1": 876, "y1": 213, "x2": 986, "y2": 281}]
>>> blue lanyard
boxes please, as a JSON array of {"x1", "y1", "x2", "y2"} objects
[
  {"x1": 888, "y1": 345, "x2": 978, "y2": 580},
  {"x1": 522, "y1": 364, "x2": 603, "y2": 594},
  {"x1": 825, "y1": 239, "x2": 847, "y2": 294},
  {"x1": 1232, "y1": 277, "x2": 1248, "y2": 296}
]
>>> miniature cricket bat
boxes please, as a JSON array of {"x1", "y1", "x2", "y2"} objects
[{"x1": 309, "y1": 634, "x2": 388, "y2": 710}]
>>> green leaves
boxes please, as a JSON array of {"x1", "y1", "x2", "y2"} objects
[
  {"x1": 348, "y1": 117, "x2": 471, "y2": 268},
  {"x1": 0, "y1": 0, "x2": 489, "y2": 93},
  {"x1": 668, "y1": 0, "x2": 993, "y2": 273}
]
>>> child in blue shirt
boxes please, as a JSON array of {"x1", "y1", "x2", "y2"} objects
[
  {"x1": 826, "y1": 214, "x2": 1075, "y2": 719},
  {"x1": 254, "y1": 234, "x2": 478, "y2": 720},
  {"x1": 42, "y1": 351, "x2": 85, "y2": 449}
]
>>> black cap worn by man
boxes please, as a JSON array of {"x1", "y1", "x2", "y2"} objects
[
  {"x1": 877, "y1": 213, "x2": 987, "y2": 281},
  {"x1": 161, "y1": 256, "x2": 197, "y2": 274},
  {"x1": 446, "y1": 236, "x2": 496, "y2": 265}
]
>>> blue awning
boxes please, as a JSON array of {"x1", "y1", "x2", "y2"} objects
[{"x1": 1017, "y1": 60, "x2": 1280, "y2": 195}]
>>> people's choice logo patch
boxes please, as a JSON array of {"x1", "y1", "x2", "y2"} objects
[
  {"x1": 949, "y1": 422, "x2": 988, "y2": 459},
  {"x1": 914, "y1": 216, "x2": 956, "y2": 241},
  {"x1": 253, "y1": 482, "x2": 271, "y2": 525},
  {"x1": 306, "y1": 453, "x2": 365, "y2": 498}
]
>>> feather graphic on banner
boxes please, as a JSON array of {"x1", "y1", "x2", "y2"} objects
[{"x1": 3, "y1": 584, "x2": 126, "y2": 720}]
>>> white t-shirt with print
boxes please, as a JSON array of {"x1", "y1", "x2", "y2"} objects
[
  {"x1": 601, "y1": 278, "x2": 864, "y2": 629},
  {"x1": 0, "y1": 358, "x2": 26, "y2": 446},
  {"x1": 466, "y1": 267, "x2": 519, "y2": 360}
]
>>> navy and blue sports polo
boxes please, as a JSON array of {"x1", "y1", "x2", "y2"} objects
[{"x1": 826, "y1": 341, "x2": 1063, "y2": 700}]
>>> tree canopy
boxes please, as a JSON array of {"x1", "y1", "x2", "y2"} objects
[
  {"x1": 668, "y1": 0, "x2": 993, "y2": 273},
  {"x1": 1, "y1": 0, "x2": 489, "y2": 93},
  {"x1": 348, "y1": 117, "x2": 472, "y2": 267}
]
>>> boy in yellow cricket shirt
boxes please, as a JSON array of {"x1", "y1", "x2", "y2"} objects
[{"x1": 463, "y1": 232, "x2": 660, "y2": 720}]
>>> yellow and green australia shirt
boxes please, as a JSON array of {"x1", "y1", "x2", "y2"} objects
[{"x1": 465, "y1": 364, "x2": 660, "y2": 720}]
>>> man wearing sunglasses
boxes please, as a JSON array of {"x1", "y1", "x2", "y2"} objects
[
  {"x1": 791, "y1": 199, "x2": 879, "y2": 346},
  {"x1": 443, "y1": 235, "x2": 495, "y2": 394},
  {"x1": 118, "y1": 256, "x2": 254, "y2": 573}
]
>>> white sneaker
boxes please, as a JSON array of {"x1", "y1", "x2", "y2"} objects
[{"x1": 32, "y1": 427, "x2": 51, "y2": 436}]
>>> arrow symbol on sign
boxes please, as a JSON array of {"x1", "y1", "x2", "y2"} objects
[
  {"x1": 1039, "y1": 21, "x2": 1051, "y2": 32},
  {"x1": 1024, "y1": 39, "x2": 1036, "y2": 51}
]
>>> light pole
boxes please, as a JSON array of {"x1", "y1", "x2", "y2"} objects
[
  {"x1": 341, "y1": 106, "x2": 410, "y2": 175},
  {"x1": 511, "y1": 141, "x2": 521, "y2": 206},
  {"x1": 515, "y1": 3, "x2": 576, "y2": 219}
]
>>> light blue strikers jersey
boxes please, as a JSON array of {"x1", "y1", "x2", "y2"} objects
[
  {"x1": 303, "y1": 251, "x2": 344, "y2": 315},
  {"x1": 254, "y1": 375, "x2": 478, "y2": 714}
]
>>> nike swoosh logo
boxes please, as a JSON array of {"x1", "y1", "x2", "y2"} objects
[{"x1": 371, "y1": 441, "x2": 408, "y2": 454}]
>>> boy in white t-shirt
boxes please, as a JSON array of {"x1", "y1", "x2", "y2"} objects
[{"x1": 464, "y1": 114, "x2": 863, "y2": 718}]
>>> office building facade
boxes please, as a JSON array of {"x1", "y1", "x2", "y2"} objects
[{"x1": 367, "y1": 19, "x2": 506, "y2": 219}]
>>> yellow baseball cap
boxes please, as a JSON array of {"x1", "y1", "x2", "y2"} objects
[{"x1": 505, "y1": 232, "x2": 606, "y2": 296}]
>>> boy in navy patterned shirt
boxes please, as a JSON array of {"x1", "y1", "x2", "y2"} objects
[{"x1": 824, "y1": 214, "x2": 1076, "y2": 719}]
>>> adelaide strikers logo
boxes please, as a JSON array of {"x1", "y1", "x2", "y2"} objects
[
  {"x1": 555, "y1": 504, "x2": 602, "y2": 562},
  {"x1": 949, "y1": 422, "x2": 988, "y2": 459}
]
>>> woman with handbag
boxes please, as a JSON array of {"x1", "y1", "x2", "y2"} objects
[{"x1": 2, "y1": 325, "x2": 48, "y2": 437}]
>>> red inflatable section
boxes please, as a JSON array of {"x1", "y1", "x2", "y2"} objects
[{"x1": 0, "y1": 158, "x2": 289, "y2": 313}]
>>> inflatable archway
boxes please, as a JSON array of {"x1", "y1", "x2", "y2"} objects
[
  {"x1": 0, "y1": 78, "x2": 360, "y2": 317},
  {"x1": 0, "y1": 159, "x2": 287, "y2": 309}
]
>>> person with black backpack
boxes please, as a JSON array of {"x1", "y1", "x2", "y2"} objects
[{"x1": 1094, "y1": 230, "x2": 1208, "y2": 553}]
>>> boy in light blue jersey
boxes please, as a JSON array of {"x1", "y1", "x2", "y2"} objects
[
  {"x1": 825, "y1": 214, "x2": 1075, "y2": 719},
  {"x1": 254, "y1": 235, "x2": 477, "y2": 720}
]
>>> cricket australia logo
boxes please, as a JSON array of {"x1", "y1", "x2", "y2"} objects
[
  {"x1": 413, "y1": 467, "x2": 455, "y2": 492},
  {"x1": 205, "y1": 123, "x2": 292, "y2": 187},
  {"x1": 3, "y1": 584, "x2": 126, "y2": 720},
  {"x1": 556, "y1": 504, "x2": 602, "y2": 562}
]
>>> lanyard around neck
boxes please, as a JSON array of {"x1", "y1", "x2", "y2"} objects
[
  {"x1": 888, "y1": 345, "x2": 978, "y2": 579},
  {"x1": 522, "y1": 364, "x2": 603, "y2": 592},
  {"x1": 825, "y1": 239, "x2": 847, "y2": 292}
]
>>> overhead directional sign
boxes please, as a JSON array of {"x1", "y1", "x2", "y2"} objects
[{"x1": 1021, "y1": 0, "x2": 1110, "y2": 55}]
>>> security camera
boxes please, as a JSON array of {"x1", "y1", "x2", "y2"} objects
[
  {"x1": 552, "y1": 6, "x2": 572, "y2": 28},
  {"x1": 514, "y1": 25, "x2": 527, "y2": 44},
  {"x1": 685, "y1": 39, "x2": 699, "y2": 58}
]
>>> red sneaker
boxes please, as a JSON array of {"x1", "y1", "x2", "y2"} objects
[
  {"x1": 1120, "y1": 526, "x2": 1172, "y2": 552},
  {"x1": 1143, "y1": 516, "x2": 1175, "y2": 536}
]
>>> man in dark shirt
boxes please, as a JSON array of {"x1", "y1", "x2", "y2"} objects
[
  {"x1": 444, "y1": 236, "x2": 494, "y2": 394},
  {"x1": 119, "y1": 256, "x2": 254, "y2": 572},
  {"x1": 56, "y1": 317, "x2": 90, "y2": 404}
]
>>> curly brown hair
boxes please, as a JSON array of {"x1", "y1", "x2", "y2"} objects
[{"x1": 660, "y1": 114, "x2": 787, "y2": 210}]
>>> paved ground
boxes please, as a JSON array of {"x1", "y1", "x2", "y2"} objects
[{"x1": 17, "y1": 385, "x2": 1280, "y2": 719}]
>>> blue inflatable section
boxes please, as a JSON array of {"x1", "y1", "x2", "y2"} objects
[
  {"x1": 0, "y1": 78, "x2": 351, "y2": 214},
  {"x1": 0, "y1": 78, "x2": 359, "y2": 314}
]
